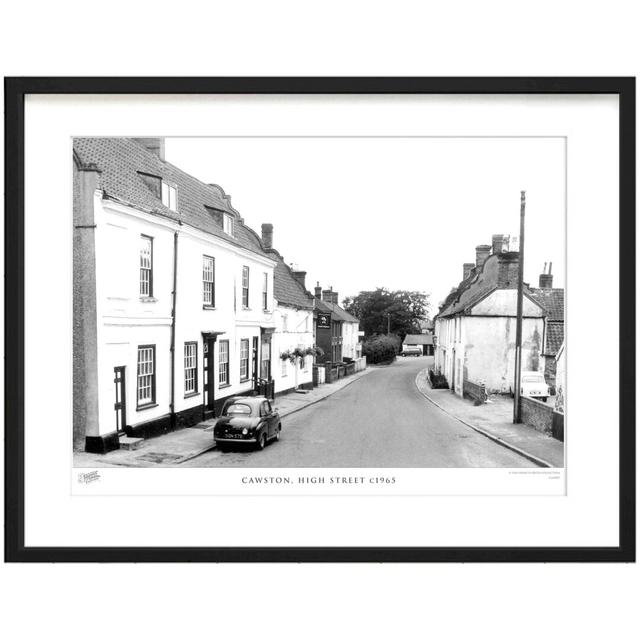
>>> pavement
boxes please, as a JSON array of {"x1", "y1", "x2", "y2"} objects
[
  {"x1": 181, "y1": 357, "x2": 538, "y2": 468},
  {"x1": 74, "y1": 366, "x2": 373, "y2": 468},
  {"x1": 414, "y1": 366, "x2": 564, "y2": 468}
]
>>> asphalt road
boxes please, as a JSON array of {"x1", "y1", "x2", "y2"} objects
[{"x1": 184, "y1": 357, "x2": 535, "y2": 468}]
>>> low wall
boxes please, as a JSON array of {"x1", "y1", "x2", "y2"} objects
[
  {"x1": 520, "y1": 396, "x2": 554, "y2": 435},
  {"x1": 463, "y1": 379, "x2": 486, "y2": 404},
  {"x1": 354, "y1": 356, "x2": 367, "y2": 372}
]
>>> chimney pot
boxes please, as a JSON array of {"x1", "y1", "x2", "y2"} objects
[
  {"x1": 132, "y1": 137, "x2": 165, "y2": 160},
  {"x1": 491, "y1": 234, "x2": 509, "y2": 255},
  {"x1": 463, "y1": 262, "x2": 475, "y2": 281},
  {"x1": 314, "y1": 282, "x2": 322, "y2": 299},
  {"x1": 292, "y1": 270, "x2": 307, "y2": 289},
  {"x1": 261, "y1": 223, "x2": 274, "y2": 249},
  {"x1": 475, "y1": 244, "x2": 491, "y2": 269},
  {"x1": 539, "y1": 273, "x2": 554, "y2": 288}
]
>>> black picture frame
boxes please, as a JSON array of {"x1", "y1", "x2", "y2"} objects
[{"x1": 4, "y1": 76, "x2": 635, "y2": 563}]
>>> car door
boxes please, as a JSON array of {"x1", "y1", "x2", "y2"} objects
[{"x1": 260, "y1": 401, "x2": 272, "y2": 438}]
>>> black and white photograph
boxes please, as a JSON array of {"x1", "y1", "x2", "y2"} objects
[
  {"x1": 6, "y1": 77, "x2": 632, "y2": 562},
  {"x1": 73, "y1": 135, "x2": 566, "y2": 472},
  {"x1": 2, "y1": 3, "x2": 638, "y2": 639}
]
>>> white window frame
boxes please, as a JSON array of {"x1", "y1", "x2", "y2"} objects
[
  {"x1": 137, "y1": 345, "x2": 155, "y2": 407},
  {"x1": 161, "y1": 181, "x2": 177, "y2": 211},
  {"x1": 242, "y1": 266, "x2": 250, "y2": 308},
  {"x1": 139, "y1": 235, "x2": 153, "y2": 297},
  {"x1": 239, "y1": 339, "x2": 249, "y2": 381},
  {"x1": 219, "y1": 340, "x2": 230, "y2": 385},
  {"x1": 281, "y1": 357, "x2": 288, "y2": 377},
  {"x1": 262, "y1": 272, "x2": 268, "y2": 310},
  {"x1": 223, "y1": 213, "x2": 234, "y2": 236},
  {"x1": 184, "y1": 342, "x2": 198, "y2": 395},
  {"x1": 203, "y1": 255, "x2": 215, "y2": 306}
]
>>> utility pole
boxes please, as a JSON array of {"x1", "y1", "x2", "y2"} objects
[{"x1": 513, "y1": 190, "x2": 526, "y2": 423}]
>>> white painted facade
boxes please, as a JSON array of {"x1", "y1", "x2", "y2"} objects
[
  {"x1": 341, "y1": 321, "x2": 361, "y2": 360},
  {"x1": 93, "y1": 193, "x2": 277, "y2": 438},
  {"x1": 271, "y1": 304, "x2": 315, "y2": 393},
  {"x1": 435, "y1": 289, "x2": 546, "y2": 397}
]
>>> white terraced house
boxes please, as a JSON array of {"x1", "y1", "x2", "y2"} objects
[{"x1": 73, "y1": 137, "x2": 314, "y2": 454}]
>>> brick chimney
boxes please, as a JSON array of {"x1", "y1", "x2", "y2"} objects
[
  {"x1": 132, "y1": 137, "x2": 165, "y2": 160},
  {"x1": 463, "y1": 262, "x2": 475, "y2": 281},
  {"x1": 475, "y1": 244, "x2": 491, "y2": 269},
  {"x1": 322, "y1": 288, "x2": 333, "y2": 303},
  {"x1": 314, "y1": 282, "x2": 322, "y2": 299},
  {"x1": 261, "y1": 223, "x2": 273, "y2": 249},
  {"x1": 539, "y1": 262, "x2": 553, "y2": 288},
  {"x1": 491, "y1": 234, "x2": 509, "y2": 255},
  {"x1": 292, "y1": 270, "x2": 307, "y2": 289}
]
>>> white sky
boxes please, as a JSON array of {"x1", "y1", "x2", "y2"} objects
[{"x1": 165, "y1": 137, "x2": 565, "y2": 316}]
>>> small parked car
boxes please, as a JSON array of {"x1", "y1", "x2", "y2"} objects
[
  {"x1": 213, "y1": 396, "x2": 281, "y2": 450},
  {"x1": 520, "y1": 371, "x2": 550, "y2": 402},
  {"x1": 401, "y1": 344, "x2": 422, "y2": 357}
]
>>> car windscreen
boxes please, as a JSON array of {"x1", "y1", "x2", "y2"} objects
[
  {"x1": 224, "y1": 403, "x2": 252, "y2": 416},
  {"x1": 522, "y1": 376, "x2": 544, "y2": 383}
]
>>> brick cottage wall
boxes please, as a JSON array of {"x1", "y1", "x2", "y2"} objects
[{"x1": 520, "y1": 396, "x2": 554, "y2": 434}]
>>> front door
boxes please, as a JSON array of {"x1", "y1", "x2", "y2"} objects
[
  {"x1": 113, "y1": 366, "x2": 126, "y2": 433},
  {"x1": 203, "y1": 338, "x2": 215, "y2": 417}
]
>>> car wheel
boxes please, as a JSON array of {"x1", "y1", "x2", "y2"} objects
[
  {"x1": 257, "y1": 432, "x2": 267, "y2": 450},
  {"x1": 275, "y1": 424, "x2": 281, "y2": 441}
]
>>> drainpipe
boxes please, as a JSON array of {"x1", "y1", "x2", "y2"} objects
[{"x1": 170, "y1": 231, "x2": 179, "y2": 427}]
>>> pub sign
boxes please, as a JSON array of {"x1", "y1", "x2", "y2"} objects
[{"x1": 317, "y1": 313, "x2": 331, "y2": 329}]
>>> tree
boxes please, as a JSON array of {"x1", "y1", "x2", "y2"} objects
[{"x1": 343, "y1": 288, "x2": 430, "y2": 341}]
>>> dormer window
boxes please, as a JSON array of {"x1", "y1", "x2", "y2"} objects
[
  {"x1": 161, "y1": 181, "x2": 177, "y2": 211},
  {"x1": 223, "y1": 213, "x2": 234, "y2": 236}
]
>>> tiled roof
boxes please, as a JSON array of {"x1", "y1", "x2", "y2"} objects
[
  {"x1": 314, "y1": 298, "x2": 333, "y2": 314},
  {"x1": 73, "y1": 137, "x2": 257, "y2": 248},
  {"x1": 531, "y1": 288, "x2": 565, "y2": 321},
  {"x1": 404, "y1": 334, "x2": 434, "y2": 345},
  {"x1": 272, "y1": 258, "x2": 314, "y2": 310},
  {"x1": 74, "y1": 137, "x2": 313, "y2": 311},
  {"x1": 313, "y1": 298, "x2": 359, "y2": 323},
  {"x1": 545, "y1": 322, "x2": 564, "y2": 355}
]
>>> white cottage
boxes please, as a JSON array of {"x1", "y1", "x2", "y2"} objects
[{"x1": 434, "y1": 236, "x2": 548, "y2": 397}]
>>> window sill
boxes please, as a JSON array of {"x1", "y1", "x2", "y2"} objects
[
  {"x1": 136, "y1": 402, "x2": 158, "y2": 412},
  {"x1": 202, "y1": 305, "x2": 216, "y2": 311},
  {"x1": 240, "y1": 377, "x2": 250, "y2": 383},
  {"x1": 218, "y1": 383, "x2": 231, "y2": 390},
  {"x1": 242, "y1": 307, "x2": 251, "y2": 311},
  {"x1": 140, "y1": 296, "x2": 158, "y2": 303},
  {"x1": 184, "y1": 391, "x2": 200, "y2": 399}
]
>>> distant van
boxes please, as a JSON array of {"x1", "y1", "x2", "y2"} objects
[{"x1": 401, "y1": 344, "x2": 422, "y2": 357}]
